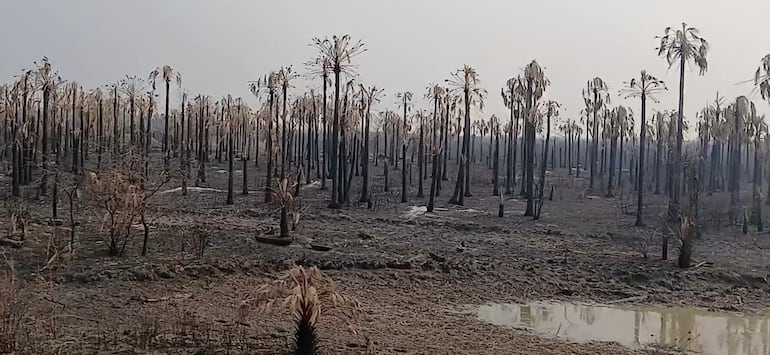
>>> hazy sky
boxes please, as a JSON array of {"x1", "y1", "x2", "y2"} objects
[{"x1": 1, "y1": 0, "x2": 768, "y2": 135}]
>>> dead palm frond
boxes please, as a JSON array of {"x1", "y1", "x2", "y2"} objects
[
  {"x1": 656, "y1": 23, "x2": 709, "y2": 75},
  {"x1": 446, "y1": 65, "x2": 487, "y2": 111},
  {"x1": 754, "y1": 54, "x2": 770, "y2": 102},
  {"x1": 148, "y1": 65, "x2": 182, "y2": 91},
  {"x1": 621, "y1": 70, "x2": 668, "y2": 103},
  {"x1": 270, "y1": 178, "x2": 295, "y2": 208},
  {"x1": 242, "y1": 265, "x2": 364, "y2": 354},
  {"x1": 310, "y1": 35, "x2": 366, "y2": 77}
]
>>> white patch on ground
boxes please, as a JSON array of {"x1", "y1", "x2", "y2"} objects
[
  {"x1": 159, "y1": 187, "x2": 225, "y2": 195},
  {"x1": 302, "y1": 180, "x2": 322, "y2": 189},
  {"x1": 403, "y1": 205, "x2": 427, "y2": 220},
  {"x1": 457, "y1": 208, "x2": 485, "y2": 214}
]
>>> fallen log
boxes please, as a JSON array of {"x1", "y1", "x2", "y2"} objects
[
  {"x1": 310, "y1": 244, "x2": 332, "y2": 252},
  {"x1": 254, "y1": 236, "x2": 292, "y2": 246}
]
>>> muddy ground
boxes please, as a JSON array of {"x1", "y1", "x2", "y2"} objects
[{"x1": 2, "y1": 154, "x2": 769, "y2": 354}]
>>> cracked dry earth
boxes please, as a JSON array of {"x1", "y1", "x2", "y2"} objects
[{"x1": 4, "y1": 163, "x2": 770, "y2": 354}]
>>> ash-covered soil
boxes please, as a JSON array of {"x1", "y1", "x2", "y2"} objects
[{"x1": 2, "y1": 157, "x2": 768, "y2": 354}]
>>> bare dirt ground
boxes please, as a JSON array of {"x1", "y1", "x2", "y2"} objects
[{"x1": 2, "y1": 155, "x2": 770, "y2": 354}]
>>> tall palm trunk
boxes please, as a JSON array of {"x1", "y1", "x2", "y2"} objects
[
  {"x1": 450, "y1": 88, "x2": 471, "y2": 205},
  {"x1": 265, "y1": 92, "x2": 275, "y2": 203},
  {"x1": 590, "y1": 90, "x2": 598, "y2": 189},
  {"x1": 442, "y1": 101, "x2": 450, "y2": 181},
  {"x1": 97, "y1": 98, "x2": 103, "y2": 169},
  {"x1": 524, "y1": 79, "x2": 535, "y2": 216},
  {"x1": 671, "y1": 53, "x2": 686, "y2": 218},
  {"x1": 41, "y1": 87, "x2": 50, "y2": 195},
  {"x1": 281, "y1": 84, "x2": 288, "y2": 181},
  {"x1": 320, "y1": 74, "x2": 328, "y2": 189},
  {"x1": 534, "y1": 107, "x2": 551, "y2": 220},
  {"x1": 576, "y1": 123, "x2": 581, "y2": 178},
  {"x1": 618, "y1": 131, "x2": 624, "y2": 186},
  {"x1": 226, "y1": 100, "x2": 234, "y2": 205},
  {"x1": 607, "y1": 134, "x2": 617, "y2": 197},
  {"x1": 383, "y1": 118, "x2": 390, "y2": 191},
  {"x1": 181, "y1": 97, "x2": 188, "y2": 196},
  {"x1": 428, "y1": 152, "x2": 439, "y2": 212},
  {"x1": 505, "y1": 98, "x2": 514, "y2": 194},
  {"x1": 637, "y1": 89, "x2": 647, "y2": 227},
  {"x1": 163, "y1": 80, "x2": 170, "y2": 168},
  {"x1": 130, "y1": 96, "x2": 136, "y2": 146},
  {"x1": 360, "y1": 100, "x2": 371, "y2": 202},
  {"x1": 70, "y1": 85, "x2": 77, "y2": 174},
  {"x1": 401, "y1": 99, "x2": 408, "y2": 203},
  {"x1": 493, "y1": 129, "x2": 500, "y2": 196},
  {"x1": 753, "y1": 138, "x2": 763, "y2": 230},
  {"x1": 328, "y1": 72, "x2": 341, "y2": 208},
  {"x1": 417, "y1": 114, "x2": 424, "y2": 198}
]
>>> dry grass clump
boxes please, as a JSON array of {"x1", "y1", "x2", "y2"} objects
[
  {"x1": 87, "y1": 168, "x2": 143, "y2": 256},
  {"x1": 0, "y1": 265, "x2": 27, "y2": 353},
  {"x1": 240, "y1": 265, "x2": 364, "y2": 355}
]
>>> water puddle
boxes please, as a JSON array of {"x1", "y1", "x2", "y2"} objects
[{"x1": 476, "y1": 302, "x2": 770, "y2": 354}]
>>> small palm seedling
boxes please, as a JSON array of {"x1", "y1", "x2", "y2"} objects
[
  {"x1": 242, "y1": 265, "x2": 364, "y2": 355},
  {"x1": 271, "y1": 178, "x2": 295, "y2": 239}
]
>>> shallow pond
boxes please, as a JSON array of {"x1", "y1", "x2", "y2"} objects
[{"x1": 476, "y1": 302, "x2": 770, "y2": 354}]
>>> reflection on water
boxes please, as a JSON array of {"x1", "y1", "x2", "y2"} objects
[{"x1": 476, "y1": 302, "x2": 770, "y2": 355}]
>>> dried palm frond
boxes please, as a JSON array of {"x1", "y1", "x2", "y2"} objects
[
  {"x1": 242, "y1": 265, "x2": 364, "y2": 354},
  {"x1": 311, "y1": 35, "x2": 366, "y2": 77},
  {"x1": 270, "y1": 178, "x2": 295, "y2": 208},
  {"x1": 656, "y1": 23, "x2": 709, "y2": 75},
  {"x1": 755, "y1": 55, "x2": 770, "y2": 102},
  {"x1": 620, "y1": 70, "x2": 667, "y2": 103}
]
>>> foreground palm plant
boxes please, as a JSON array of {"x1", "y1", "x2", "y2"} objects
[{"x1": 243, "y1": 265, "x2": 364, "y2": 355}]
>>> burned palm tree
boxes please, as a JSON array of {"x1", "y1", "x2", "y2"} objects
[
  {"x1": 305, "y1": 56, "x2": 332, "y2": 190},
  {"x1": 583, "y1": 77, "x2": 609, "y2": 190},
  {"x1": 490, "y1": 114, "x2": 501, "y2": 197},
  {"x1": 534, "y1": 101, "x2": 559, "y2": 220},
  {"x1": 148, "y1": 65, "x2": 182, "y2": 168},
  {"x1": 278, "y1": 66, "x2": 299, "y2": 181},
  {"x1": 621, "y1": 70, "x2": 667, "y2": 226},
  {"x1": 396, "y1": 91, "x2": 413, "y2": 203},
  {"x1": 748, "y1": 112, "x2": 766, "y2": 231},
  {"x1": 119, "y1": 75, "x2": 145, "y2": 148},
  {"x1": 501, "y1": 76, "x2": 523, "y2": 194},
  {"x1": 32, "y1": 57, "x2": 63, "y2": 196},
  {"x1": 359, "y1": 85, "x2": 384, "y2": 203},
  {"x1": 426, "y1": 85, "x2": 446, "y2": 177},
  {"x1": 311, "y1": 35, "x2": 366, "y2": 208},
  {"x1": 522, "y1": 61, "x2": 548, "y2": 216},
  {"x1": 446, "y1": 66, "x2": 486, "y2": 205},
  {"x1": 657, "y1": 23, "x2": 709, "y2": 217},
  {"x1": 261, "y1": 72, "x2": 280, "y2": 203}
]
